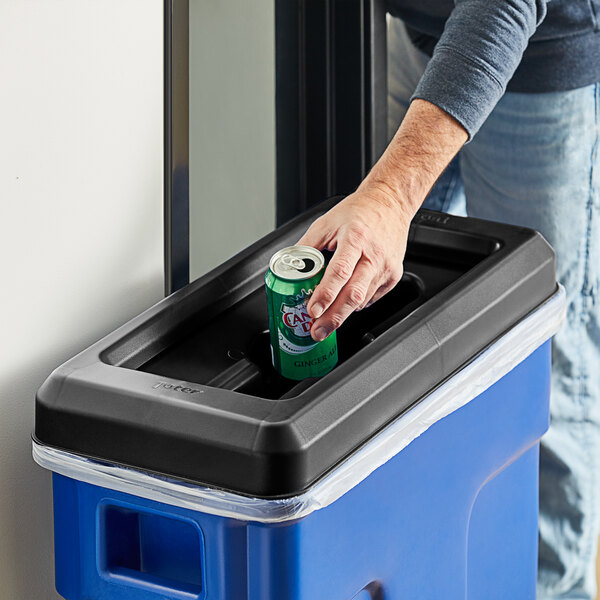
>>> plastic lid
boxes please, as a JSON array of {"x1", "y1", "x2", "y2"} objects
[{"x1": 34, "y1": 198, "x2": 558, "y2": 498}]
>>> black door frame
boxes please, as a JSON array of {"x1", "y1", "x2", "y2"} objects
[
  {"x1": 164, "y1": 0, "x2": 190, "y2": 295},
  {"x1": 275, "y1": 0, "x2": 388, "y2": 225},
  {"x1": 164, "y1": 0, "x2": 387, "y2": 293}
]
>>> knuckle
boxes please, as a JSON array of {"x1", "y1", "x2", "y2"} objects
[
  {"x1": 358, "y1": 293, "x2": 374, "y2": 310},
  {"x1": 346, "y1": 284, "x2": 366, "y2": 307},
  {"x1": 361, "y1": 246, "x2": 385, "y2": 271},
  {"x1": 369, "y1": 242, "x2": 385, "y2": 263},
  {"x1": 329, "y1": 313, "x2": 345, "y2": 330},
  {"x1": 317, "y1": 288, "x2": 337, "y2": 306},
  {"x1": 345, "y1": 223, "x2": 368, "y2": 246},
  {"x1": 331, "y1": 259, "x2": 354, "y2": 281},
  {"x1": 387, "y1": 264, "x2": 404, "y2": 283}
]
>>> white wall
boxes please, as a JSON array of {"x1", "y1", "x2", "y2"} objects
[
  {"x1": 189, "y1": 0, "x2": 276, "y2": 280},
  {"x1": 0, "y1": 1, "x2": 164, "y2": 598}
]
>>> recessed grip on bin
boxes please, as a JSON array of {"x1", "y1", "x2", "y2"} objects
[{"x1": 99, "y1": 502, "x2": 204, "y2": 598}]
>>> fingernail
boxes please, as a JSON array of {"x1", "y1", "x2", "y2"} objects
[
  {"x1": 313, "y1": 326, "x2": 331, "y2": 341},
  {"x1": 311, "y1": 303, "x2": 324, "y2": 318}
]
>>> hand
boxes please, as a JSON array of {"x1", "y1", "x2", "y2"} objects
[
  {"x1": 296, "y1": 99, "x2": 468, "y2": 342},
  {"x1": 297, "y1": 187, "x2": 413, "y2": 342}
]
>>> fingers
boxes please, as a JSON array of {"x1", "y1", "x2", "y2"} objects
[
  {"x1": 365, "y1": 267, "x2": 404, "y2": 308},
  {"x1": 311, "y1": 259, "x2": 377, "y2": 341},
  {"x1": 296, "y1": 219, "x2": 327, "y2": 249},
  {"x1": 358, "y1": 276, "x2": 384, "y2": 311},
  {"x1": 306, "y1": 243, "x2": 363, "y2": 320},
  {"x1": 297, "y1": 211, "x2": 405, "y2": 341}
]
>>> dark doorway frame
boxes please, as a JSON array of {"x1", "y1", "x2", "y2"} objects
[
  {"x1": 275, "y1": 0, "x2": 388, "y2": 225},
  {"x1": 164, "y1": 0, "x2": 190, "y2": 295},
  {"x1": 164, "y1": 0, "x2": 388, "y2": 293}
]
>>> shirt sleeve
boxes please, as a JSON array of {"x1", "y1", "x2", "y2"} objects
[{"x1": 410, "y1": 0, "x2": 549, "y2": 139}]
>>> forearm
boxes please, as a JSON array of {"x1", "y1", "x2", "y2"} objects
[{"x1": 360, "y1": 98, "x2": 468, "y2": 215}]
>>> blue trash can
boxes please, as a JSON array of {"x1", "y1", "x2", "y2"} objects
[{"x1": 33, "y1": 201, "x2": 565, "y2": 600}]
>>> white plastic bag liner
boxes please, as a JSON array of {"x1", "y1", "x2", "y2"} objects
[{"x1": 33, "y1": 286, "x2": 566, "y2": 524}]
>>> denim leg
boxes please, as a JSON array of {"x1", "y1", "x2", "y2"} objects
[
  {"x1": 387, "y1": 15, "x2": 466, "y2": 216},
  {"x1": 461, "y1": 84, "x2": 600, "y2": 599},
  {"x1": 387, "y1": 14, "x2": 429, "y2": 140}
]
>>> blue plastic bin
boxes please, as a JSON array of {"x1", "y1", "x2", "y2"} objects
[{"x1": 33, "y1": 288, "x2": 564, "y2": 600}]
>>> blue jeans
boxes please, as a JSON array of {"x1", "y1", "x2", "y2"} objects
[{"x1": 389, "y1": 17, "x2": 600, "y2": 599}]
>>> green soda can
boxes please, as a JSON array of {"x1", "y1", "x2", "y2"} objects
[{"x1": 265, "y1": 245, "x2": 338, "y2": 380}]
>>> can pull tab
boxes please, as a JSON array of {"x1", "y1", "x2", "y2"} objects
[{"x1": 280, "y1": 254, "x2": 306, "y2": 271}]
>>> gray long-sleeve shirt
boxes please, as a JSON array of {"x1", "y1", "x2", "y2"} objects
[{"x1": 387, "y1": 0, "x2": 600, "y2": 137}]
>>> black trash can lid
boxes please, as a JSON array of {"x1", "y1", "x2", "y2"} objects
[{"x1": 34, "y1": 198, "x2": 557, "y2": 498}]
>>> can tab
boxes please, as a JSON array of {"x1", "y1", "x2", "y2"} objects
[
  {"x1": 280, "y1": 254, "x2": 306, "y2": 272},
  {"x1": 281, "y1": 254, "x2": 315, "y2": 273},
  {"x1": 280, "y1": 255, "x2": 316, "y2": 274}
]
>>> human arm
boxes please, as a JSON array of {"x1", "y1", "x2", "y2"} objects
[
  {"x1": 409, "y1": 0, "x2": 549, "y2": 137},
  {"x1": 300, "y1": 0, "x2": 551, "y2": 341},
  {"x1": 298, "y1": 98, "x2": 468, "y2": 342}
]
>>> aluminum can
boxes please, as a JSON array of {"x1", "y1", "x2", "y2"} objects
[{"x1": 265, "y1": 246, "x2": 338, "y2": 380}]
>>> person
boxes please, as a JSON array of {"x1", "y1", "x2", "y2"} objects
[{"x1": 297, "y1": 1, "x2": 600, "y2": 598}]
